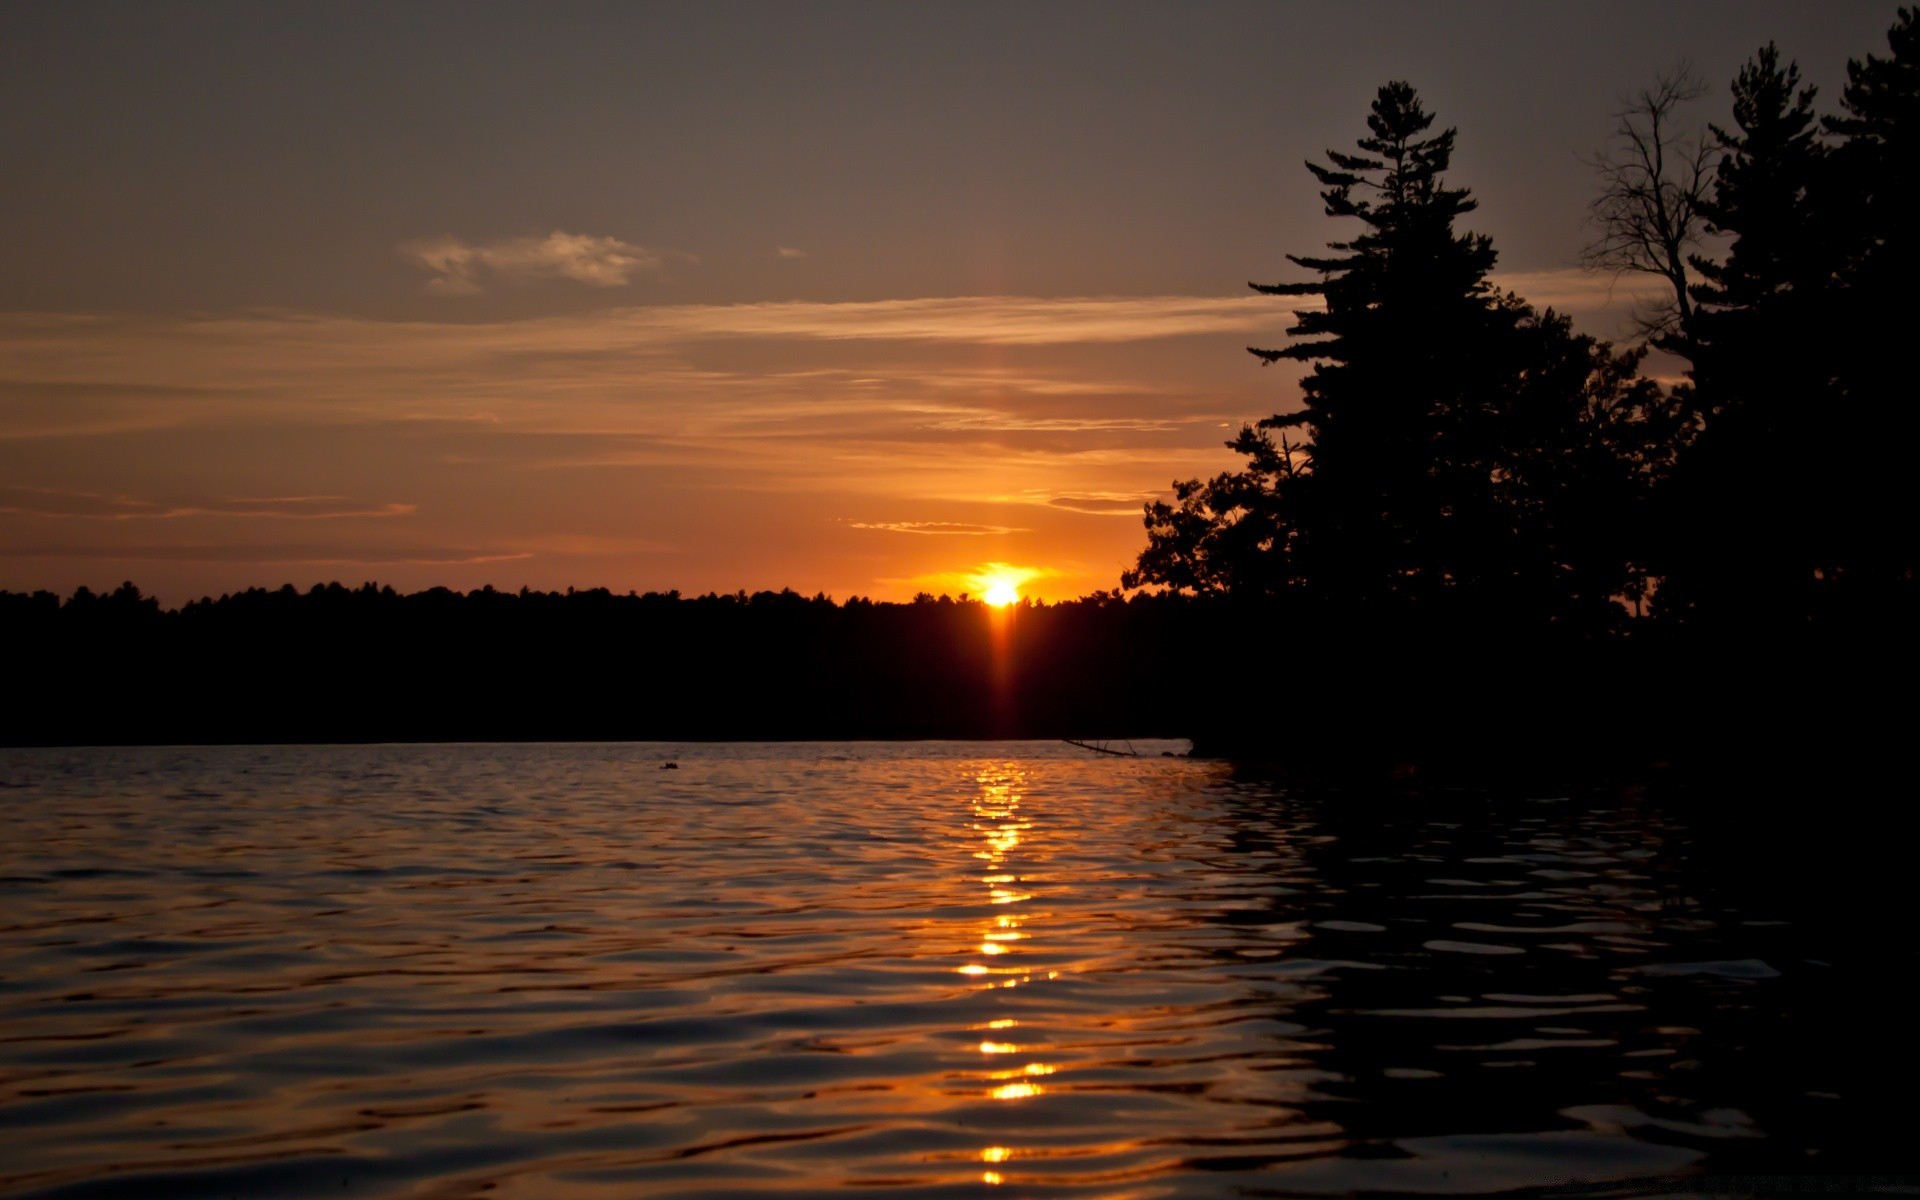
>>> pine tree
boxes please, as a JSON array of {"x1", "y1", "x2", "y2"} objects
[
  {"x1": 1249, "y1": 83, "x2": 1499, "y2": 610},
  {"x1": 1826, "y1": 7, "x2": 1920, "y2": 274},
  {"x1": 1691, "y1": 46, "x2": 1827, "y2": 329},
  {"x1": 1128, "y1": 83, "x2": 1665, "y2": 628},
  {"x1": 1666, "y1": 15, "x2": 1920, "y2": 626},
  {"x1": 1823, "y1": 9, "x2": 1919, "y2": 617},
  {"x1": 1660, "y1": 47, "x2": 1831, "y2": 624}
]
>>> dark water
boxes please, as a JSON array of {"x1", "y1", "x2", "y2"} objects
[{"x1": 0, "y1": 742, "x2": 1910, "y2": 1198}]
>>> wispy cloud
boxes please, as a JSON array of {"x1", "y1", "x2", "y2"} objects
[
  {"x1": 848, "y1": 520, "x2": 1029, "y2": 536},
  {"x1": 1043, "y1": 491, "x2": 1160, "y2": 516},
  {"x1": 0, "y1": 541, "x2": 527, "y2": 565},
  {"x1": 924, "y1": 413, "x2": 1178, "y2": 433},
  {"x1": 503, "y1": 533, "x2": 679, "y2": 557},
  {"x1": 401, "y1": 231, "x2": 677, "y2": 295},
  {"x1": 0, "y1": 486, "x2": 415, "y2": 521},
  {"x1": 1488, "y1": 268, "x2": 1672, "y2": 322},
  {"x1": 638, "y1": 294, "x2": 1275, "y2": 344},
  {"x1": 0, "y1": 297, "x2": 1277, "y2": 449},
  {"x1": 776, "y1": 246, "x2": 808, "y2": 259},
  {"x1": 0, "y1": 275, "x2": 1664, "y2": 601}
]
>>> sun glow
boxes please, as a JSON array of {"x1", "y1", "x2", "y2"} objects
[
  {"x1": 970, "y1": 562, "x2": 1043, "y2": 606},
  {"x1": 982, "y1": 579, "x2": 1021, "y2": 607}
]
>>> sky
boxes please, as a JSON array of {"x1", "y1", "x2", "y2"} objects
[{"x1": 0, "y1": 1, "x2": 1900, "y2": 604}]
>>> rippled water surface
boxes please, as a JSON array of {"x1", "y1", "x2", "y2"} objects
[{"x1": 1, "y1": 742, "x2": 1911, "y2": 1198}]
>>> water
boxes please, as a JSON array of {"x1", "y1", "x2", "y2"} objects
[{"x1": 0, "y1": 742, "x2": 1910, "y2": 1198}]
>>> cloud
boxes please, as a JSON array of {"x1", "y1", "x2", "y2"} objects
[
  {"x1": 776, "y1": 247, "x2": 808, "y2": 259},
  {"x1": 402, "y1": 231, "x2": 674, "y2": 295},
  {"x1": 848, "y1": 520, "x2": 1029, "y2": 536},
  {"x1": 506, "y1": 533, "x2": 679, "y2": 557},
  {"x1": 925, "y1": 412, "x2": 1177, "y2": 433},
  {"x1": 636, "y1": 294, "x2": 1276, "y2": 345},
  {"x1": 0, "y1": 298, "x2": 1277, "y2": 459},
  {"x1": 0, "y1": 486, "x2": 415, "y2": 521},
  {"x1": 0, "y1": 278, "x2": 1667, "y2": 601},
  {"x1": 1044, "y1": 491, "x2": 1160, "y2": 516},
  {"x1": 0, "y1": 541, "x2": 526, "y2": 565},
  {"x1": 1486, "y1": 268, "x2": 1673, "y2": 321}
]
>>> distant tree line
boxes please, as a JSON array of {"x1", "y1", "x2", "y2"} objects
[
  {"x1": 2, "y1": 575, "x2": 1894, "y2": 781},
  {"x1": 0, "y1": 582, "x2": 1228, "y2": 747}
]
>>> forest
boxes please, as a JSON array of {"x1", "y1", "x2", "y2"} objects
[{"x1": 4, "y1": 13, "x2": 1915, "y2": 775}]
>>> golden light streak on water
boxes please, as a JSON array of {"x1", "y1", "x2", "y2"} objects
[{"x1": 0, "y1": 741, "x2": 1853, "y2": 1196}]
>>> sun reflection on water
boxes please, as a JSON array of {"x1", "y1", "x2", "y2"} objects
[{"x1": 958, "y1": 764, "x2": 1068, "y2": 1184}]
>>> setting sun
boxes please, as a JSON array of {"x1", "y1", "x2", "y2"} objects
[{"x1": 972, "y1": 563, "x2": 1041, "y2": 606}]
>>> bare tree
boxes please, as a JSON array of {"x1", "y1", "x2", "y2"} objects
[{"x1": 1582, "y1": 67, "x2": 1720, "y2": 342}]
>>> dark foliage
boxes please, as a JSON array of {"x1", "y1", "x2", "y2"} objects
[
  {"x1": 1661, "y1": 15, "x2": 1920, "y2": 628},
  {"x1": 1124, "y1": 25, "x2": 1918, "y2": 772},
  {"x1": 1127, "y1": 82, "x2": 1680, "y2": 630},
  {"x1": 1665, "y1": 46, "x2": 1836, "y2": 625},
  {"x1": 1, "y1": 582, "x2": 1223, "y2": 746},
  {"x1": 9, "y1": 581, "x2": 1900, "y2": 787}
]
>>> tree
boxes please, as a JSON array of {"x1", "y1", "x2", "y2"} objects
[
  {"x1": 1129, "y1": 83, "x2": 1669, "y2": 629},
  {"x1": 1661, "y1": 21, "x2": 1918, "y2": 626},
  {"x1": 1821, "y1": 8, "x2": 1920, "y2": 616},
  {"x1": 1691, "y1": 47, "x2": 1827, "y2": 322},
  {"x1": 1581, "y1": 66, "x2": 1720, "y2": 343},
  {"x1": 1825, "y1": 7, "x2": 1920, "y2": 276}
]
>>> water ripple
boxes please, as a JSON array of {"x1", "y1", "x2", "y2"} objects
[{"x1": 0, "y1": 742, "x2": 1907, "y2": 1196}]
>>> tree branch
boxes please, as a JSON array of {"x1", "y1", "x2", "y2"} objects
[{"x1": 1580, "y1": 65, "x2": 1720, "y2": 342}]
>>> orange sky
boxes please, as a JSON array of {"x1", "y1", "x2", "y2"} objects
[
  {"x1": 0, "y1": 277, "x2": 1665, "y2": 603},
  {"x1": 0, "y1": 3, "x2": 1888, "y2": 603}
]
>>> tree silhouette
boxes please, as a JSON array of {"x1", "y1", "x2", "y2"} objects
[
  {"x1": 1581, "y1": 66, "x2": 1720, "y2": 342},
  {"x1": 1129, "y1": 82, "x2": 1669, "y2": 628},
  {"x1": 1657, "y1": 46, "x2": 1831, "y2": 624},
  {"x1": 1822, "y1": 8, "x2": 1920, "y2": 617},
  {"x1": 1660, "y1": 13, "x2": 1919, "y2": 626}
]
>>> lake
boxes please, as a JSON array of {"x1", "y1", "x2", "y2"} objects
[{"x1": 0, "y1": 742, "x2": 1910, "y2": 1197}]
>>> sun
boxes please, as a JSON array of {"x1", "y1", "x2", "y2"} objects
[{"x1": 959, "y1": 562, "x2": 1040, "y2": 607}]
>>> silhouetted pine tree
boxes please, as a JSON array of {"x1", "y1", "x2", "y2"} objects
[
  {"x1": 1128, "y1": 83, "x2": 1670, "y2": 629},
  {"x1": 1662, "y1": 46, "x2": 1833, "y2": 625},
  {"x1": 1692, "y1": 46, "x2": 1828, "y2": 327},
  {"x1": 1823, "y1": 8, "x2": 1919, "y2": 617},
  {"x1": 1667, "y1": 13, "x2": 1920, "y2": 627},
  {"x1": 1827, "y1": 8, "x2": 1920, "y2": 274}
]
